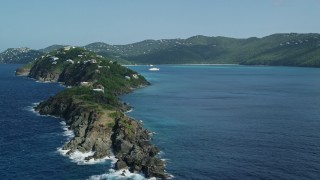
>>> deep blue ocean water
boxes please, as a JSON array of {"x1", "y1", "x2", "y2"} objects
[
  {"x1": 1, "y1": 64, "x2": 320, "y2": 179},
  {"x1": 0, "y1": 65, "x2": 113, "y2": 180}
]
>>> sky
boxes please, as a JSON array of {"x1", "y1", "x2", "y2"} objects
[{"x1": 0, "y1": 0, "x2": 320, "y2": 51}]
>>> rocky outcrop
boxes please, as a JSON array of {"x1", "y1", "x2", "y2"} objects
[
  {"x1": 35, "y1": 95, "x2": 169, "y2": 179},
  {"x1": 15, "y1": 66, "x2": 31, "y2": 76},
  {"x1": 21, "y1": 47, "x2": 168, "y2": 179},
  {"x1": 112, "y1": 115, "x2": 169, "y2": 178},
  {"x1": 29, "y1": 65, "x2": 61, "y2": 82},
  {"x1": 36, "y1": 96, "x2": 113, "y2": 159}
]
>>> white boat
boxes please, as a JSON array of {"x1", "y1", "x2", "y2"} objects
[{"x1": 149, "y1": 67, "x2": 160, "y2": 71}]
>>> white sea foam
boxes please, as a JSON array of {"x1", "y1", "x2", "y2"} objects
[
  {"x1": 24, "y1": 102, "x2": 39, "y2": 114},
  {"x1": 158, "y1": 151, "x2": 165, "y2": 157},
  {"x1": 25, "y1": 102, "x2": 57, "y2": 118},
  {"x1": 58, "y1": 83, "x2": 66, "y2": 88},
  {"x1": 87, "y1": 156, "x2": 173, "y2": 180},
  {"x1": 57, "y1": 121, "x2": 114, "y2": 165},
  {"x1": 33, "y1": 107, "x2": 172, "y2": 179},
  {"x1": 57, "y1": 148, "x2": 117, "y2": 165},
  {"x1": 25, "y1": 102, "x2": 63, "y2": 119},
  {"x1": 26, "y1": 101, "x2": 169, "y2": 179},
  {"x1": 88, "y1": 169, "x2": 152, "y2": 180},
  {"x1": 35, "y1": 80, "x2": 51, "y2": 83},
  {"x1": 59, "y1": 121, "x2": 74, "y2": 139},
  {"x1": 88, "y1": 169, "x2": 174, "y2": 180}
]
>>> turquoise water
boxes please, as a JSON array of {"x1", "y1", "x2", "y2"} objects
[
  {"x1": 123, "y1": 65, "x2": 320, "y2": 179},
  {"x1": 1, "y1": 64, "x2": 320, "y2": 179}
]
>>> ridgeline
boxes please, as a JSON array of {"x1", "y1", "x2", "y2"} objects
[
  {"x1": 3, "y1": 33, "x2": 320, "y2": 67},
  {"x1": 16, "y1": 47, "x2": 169, "y2": 179}
]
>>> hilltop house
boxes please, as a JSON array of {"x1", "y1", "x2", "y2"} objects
[
  {"x1": 66, "y1": 59, "x2": 74, "y2": 64},
  {"x1": 93, "y1": 84, "x2": 104, "y2": 93},
  {"x1": 50, "y1": 56, "x2": 59, "y2": 61},
  {"x1": 80, "y1": 81, "x2": 92, "y2": 87},
  {"x1": 91, "y1": 59, "x2": 97, "y2": 64},
  {"x1": 132, "y1": 74, "x2": 139, "y2": 79},
  {"x1": 64, "y1": 46, "x2": 74, "y2": 51},
  {"x1": 125, "y1": 76, "x2": 131, "y2": 80}
]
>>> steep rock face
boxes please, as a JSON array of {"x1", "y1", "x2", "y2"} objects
[
  {"x1": 29, "y1": 63, "x2": 61, "y2": 82},
  {"x1": 22, "y1": 47, "x2": 168, "y2": 179},
  {"x1": 35, "y1": 95, "x2": 169, "y2": 178},
  {"x1": 15, "y1": 67, "x2": 31, "y2": 76},
  {"x1": 112, "y1": 116, "x2": 169, "y2": 179},
  {"x1": 36, "y1": 96, "x2": 113, "y2": 159}
]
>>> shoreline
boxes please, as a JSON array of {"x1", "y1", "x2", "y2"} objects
[
  {"x1": 124, "y1": 63, "x2": 240, "y2": 66},
  {"x1": 15, "y1": 47, "x2": 169, "y2": 179},
  {"x1": 26, "y1": 102, "x2": 153, "y2": 179},
  {"x1": 26, "y1": 78, "x2": 169, "y2": 179}
]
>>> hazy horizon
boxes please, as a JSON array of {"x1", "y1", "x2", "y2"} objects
[{"x1": 1, "y1": 0, "x2": 319, "y2": 52}]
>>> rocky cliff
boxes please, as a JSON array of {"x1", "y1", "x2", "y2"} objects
[
  {"x1": 35, "y1": 95, "x2": 168, "y2": 178},
  {"x1": 36, "y1": 95, "x2": 113, "y2": 159},
  {"x1": 112, "y1": 115, "x2": 168, "y2": 178},
  {"x1": 18, "y1": 47, "x2": 169, "y2": 179}
]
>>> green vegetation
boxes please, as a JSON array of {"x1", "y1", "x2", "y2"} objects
[
  {"x1": 84, "y1": 33, "x2": 320, "y2": 67},
  {"x1": 25, "y1": 47, "x2": 149, "y2": 114},
  {"x1": 0, "y1": 48, "x2": 43, "y2": 64},
  {"x1": 107, "y1": 120, "x2": 116, "y2": 129},
  {"x1": 5, "y1": 33, "x2": 320, "y2": 67},
  {"x1": 39, "y1": 45, "x2": 66, "y2": 53},
  {"x1": 109, "y1": 111, "x2": 121, "y2": 119},
  {"x1": 124, "y1": 33, "x2": 320, "y2": 67},
  {"x1": 118, "y1": 117, "x2": 135, "y2": 137}
]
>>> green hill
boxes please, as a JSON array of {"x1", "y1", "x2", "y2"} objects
[
  {"x1": 27, "y1": 47, "x2": 148, "y2": 95},
  {"x1": 0, "y1": 48, "x2": 43, "y2": 64},
  {"x1": 3, "y1": 33, "x2": 320, "y2": 67},
  {"x1": 126, "y1": 33, "x2": 320, "y2": 66},
  {"x1": 39, "y1": 44, "x2": 66, "y2": 53},
  {"x1": 16, "y1": 48, "x2": 168, "y2": 178}
]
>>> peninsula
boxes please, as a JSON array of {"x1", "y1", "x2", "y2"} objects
[{"x1": 16, "y1": 47, "x2": 169, "y2": 179}]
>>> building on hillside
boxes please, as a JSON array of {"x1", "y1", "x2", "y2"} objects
[
  {"x1": 50, "y1": 56, "x2": 59, "y2": 61},
  {"x1": 66, "y1": 59, "x2": 74, "y2": 64},
  {"x1": 93, "y1": 84, "x2": 105, "y2": 93},
  {"x1": 80, "y1": 81, "x2": 92, "y2": 87},
  {"x1": 125, "y1": 76, "x2": 131, "y2": 80},
  {"x1": 64, "y1": 46, "x2": 72, "y2": 51},
  {"x1": 132, "y1": 74, "x2": 139, "y2": 79},
  {"x1": 91, "y1": 59, "x2": 97, "y2": 64}
]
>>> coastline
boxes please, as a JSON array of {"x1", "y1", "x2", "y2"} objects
[
  {"x1": 125, "y1": 63, "x2": 240, "y2": 66},
  {"x1": 32, "y1": 81, "x2": 169, "y2": 179},
  {"x1": 27, "y1": 102, "x2": 151, "y2": 179},
  {"x1": 15, "y1": 47, "x2": 169, "y2": 179}
]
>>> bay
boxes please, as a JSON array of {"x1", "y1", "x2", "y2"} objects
[
  {"x1": 1, "y1": 64, "x2": 320, "y2": 179},
  {"x1": 123, "y1": 65, "x2": 320, "y2": 180}
]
